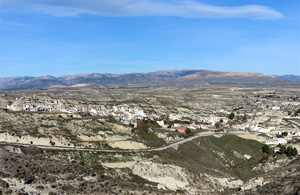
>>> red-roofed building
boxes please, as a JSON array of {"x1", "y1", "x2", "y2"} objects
[{"x1": 172, "y1": 126, "x2": 187, "y2": 133}]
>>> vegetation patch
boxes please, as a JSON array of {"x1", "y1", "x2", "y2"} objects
[
  {"x1": 181, "y1": 105, "x2": 191, "y2": 110},
  {"x1": 43, "y1": 150, "x2": 105, "y2": 174},
  {"x1": 137, "y1": 130, "x2": 166, "y2": 147}
]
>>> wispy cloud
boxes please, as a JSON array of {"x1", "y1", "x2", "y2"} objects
[
  {"x1": 0, "y1": 0, "x2": 283, "y2": 19},
  {"x1": 0, "y1": 19, "x2": 28, "y2": 28}
]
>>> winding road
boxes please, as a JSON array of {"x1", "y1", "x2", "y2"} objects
[{"x1": 0, "y1": 132, "x2": 215, "y2": 153}]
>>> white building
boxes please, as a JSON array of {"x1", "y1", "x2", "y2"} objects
[{"x1": 266, "y1": 138, "x2": 287, "y2": 145}]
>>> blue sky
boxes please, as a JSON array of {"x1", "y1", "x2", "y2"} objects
[{"x1": 0, "y1": 0, "x2": 299, "y2": 77}]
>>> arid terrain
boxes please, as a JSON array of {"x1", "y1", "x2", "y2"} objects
[{"x1": 0, "y1": 87, "x2": 299, "y2": 194}]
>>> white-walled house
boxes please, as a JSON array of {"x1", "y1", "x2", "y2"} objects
[
  {"x1": 169, "y1": 114, "x2": 181, "y2": 121},
  {"x1": 157, "y1": 120, "x2": 164, "y2": 127},
  {"x1": 90, "y1": 108, "x2": 98, "y2": 116},
  {"x1": 271, "y1": 106, "x2": 280, "y2": 110},
  {"x1": 266, "y1": 138, "x2": 287, "y2": 145}
]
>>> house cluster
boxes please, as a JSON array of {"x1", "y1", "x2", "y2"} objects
[
  {"x1": 22, "y1": 101, "x2": 68, "y2": 112},
  {"x1": 8, "y1": 96, "x2": 208, "y2": 133},
  {"x1": 213, "y1": 105, "x2": 300, "y2": 146},
  {"x1": 248, "y1": 125, "x2": 300, "y2": 146},
  {"x1": 7, "y1": 96, "x2": 75, "y2": 113},
  {"x1": 170, "y1": 123, "x2": 202, "y2": 133},
  {"x1": 84, "y1": 105, "x2": 206, "y2": 132},
  {"x1": 81, "y1": 104, "x2": 286, "y2": 134},
  {"x1": 168, "y1": 114, "x2": 223, "y2": 132},
  {"x1": 8, "y1": 95, "x2": 299, "y2": 138},
  {"x1": 83, "y1": 104, "x2": 156, "y2": 126}
]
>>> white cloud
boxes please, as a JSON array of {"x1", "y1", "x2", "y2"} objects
[
  {"x1": 0, "y1": 19, "x2": 27, "y2": 27},
  {"x1": 0, "y1": 0, "x2": 283, "y2": 19}
]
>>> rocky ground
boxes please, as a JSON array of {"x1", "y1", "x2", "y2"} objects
[
  {"x1": 238, "y1": 157, "x2": 300, "y2": 195},
  {"x1": 0, "y1": 145, "x2": 169, "y2": 194},
  {"x1": 0, "y1": 87, "x2": 299, "y2": 194}
]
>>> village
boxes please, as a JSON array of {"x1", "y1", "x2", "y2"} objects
[
  {"x1": 6, "y1": 93, "x2": 300, "y2": 148},
  {"x1": 0, "y1": 87, "x2": 299, "y2": 195}
]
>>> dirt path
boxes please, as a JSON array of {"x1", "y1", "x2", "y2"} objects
[{"x1": 0, "y1": 132, "x2": 215, "y2": 153}]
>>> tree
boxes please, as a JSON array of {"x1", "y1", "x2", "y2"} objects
[
  {"x1": 286, "y1": 146, "x2": 298, "y2": 157},
  {"x1": 229, "y1": 112, "x2": 235, "y2": 120},
  {"x1": 243, "y1": 114, "x2": 248, "y2": 121},
  {"x1": 185, "y1": 128, "x2": 191, "y2": 134},
  {"x1": 277, "y1": 144, "x2": 298, "y2": 157},
  {"x1": 291, "y1": 147, "x2": 298, "y2": 157},
  {"x1": 286, "y1": 146, "x2": 293, "y2": 157},
  {"x1": 280, "y1": 145, "x2": 287, "y2": 154},
  {"x1": 281, "y1": 132, "x2": 288, "y2": 137},
  {"x1": 262, "y1": 144, "x2": 272, "y2": 154}
]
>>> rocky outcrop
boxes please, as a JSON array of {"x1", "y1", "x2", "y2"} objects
[{"x1": 132, "y1": 161, "x2": 190, "y2": 191}]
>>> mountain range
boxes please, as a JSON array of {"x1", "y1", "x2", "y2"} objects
[{"x1": 0, "y1": 70, "x2": 299, "y2": 90}]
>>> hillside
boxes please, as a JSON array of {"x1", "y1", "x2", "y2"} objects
[
  {"x1": 6, "y1": 79, "x2": 68, "y2": 90},
  {"x1": 0, "y1": 76, "x2": 35, "y2": 88}
]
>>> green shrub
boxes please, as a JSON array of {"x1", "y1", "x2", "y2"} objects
[
  {"x1": 277, "y1": 144, "x2": 298, "y2": 157},
  {"x1": 185, "y1": 128, "x2": 191, "y2": 134},
  {"x1": 286, "y1": 146, "x2": 298, "y2": 157},
  {"x1": 229, "y1": 112, "x2": 235, "y2": 120},
  {"x1": 262, "y1": 144, "x2": 272, "y2": 154}
]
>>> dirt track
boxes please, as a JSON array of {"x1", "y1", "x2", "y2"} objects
[{"x1": 0, "y1": 132, "x2": 215, "y2": 153}]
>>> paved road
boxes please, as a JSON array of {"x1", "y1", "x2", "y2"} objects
[{"x1": 0, "y1": 132, "x2": 215, "y2": 153}]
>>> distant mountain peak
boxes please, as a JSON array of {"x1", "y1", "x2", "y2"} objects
[{"x1": 37, "y1": 75, "x2": 57, "y2": 80}]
